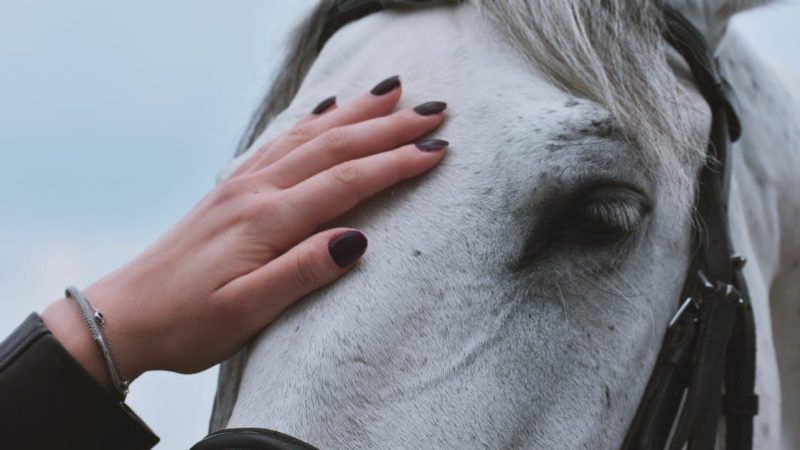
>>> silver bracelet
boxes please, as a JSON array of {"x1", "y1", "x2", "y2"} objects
[{"x1": 65, "y1": 286, "x2": 129, "y2": 401}]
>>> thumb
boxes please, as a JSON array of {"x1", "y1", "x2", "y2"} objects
[{"x1": 217, "y1": 228, "x2": 368, "y2": 327}]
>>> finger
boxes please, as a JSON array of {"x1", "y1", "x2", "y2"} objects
[
  {"x1": 283, "y1": 139, "x2": 448, "y2": 232},
  {"x1": 243, "y1": 75, "x2": 403, "y2": 174},
  {"x1": 259, "y1": 101, "x2": 447, "y2": 188},
  {"x1": 215, "y1": 228, "x2": 367, "y2": 329},
  {"x1": 229, "y1": 96, "x2": 339, "y2": 179}
]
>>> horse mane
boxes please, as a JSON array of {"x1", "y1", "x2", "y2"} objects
[
  {"x1": 234, "y1": 0, "x2": 706, "y2": 186},
  {"x1": 235, "y1": 0, "x2": 461, "y2": 157}
]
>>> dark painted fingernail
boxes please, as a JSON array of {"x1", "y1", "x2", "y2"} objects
[
  {"x1": 413, "y1": 101, "x2": 447, "y2": 116},
  {"x1": 329, "y1": 230, "x2": 368, "y2": 268},
  {"x1": 370, "y1": 75, "x2": 401, "y2": 96},
  {"x1": 416, "y1": 139, "x2": 449, "y2": 152},
  {"x1": 312, "y1": 96, "x2": 336, "y2": 115}
]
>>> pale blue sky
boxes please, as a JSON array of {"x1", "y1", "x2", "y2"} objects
[
  {"x1": 1, "y1": 1, "x2": 797, "y2": 448},
  {"x1": 0, "y1": 1, "x2": 314, "y2": 448}
]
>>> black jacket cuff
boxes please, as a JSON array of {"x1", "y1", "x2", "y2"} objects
[{"x1": 0, "y1": 313, "x2": 160, "y2": 450}]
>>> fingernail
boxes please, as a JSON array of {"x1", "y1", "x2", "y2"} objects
[
  {"x1": 312, "y1": 96, "x2": 336, "y2": 115},
  {"x1": 413, "y1": 101, "x2": 447, "y2": 116},
  {"x1": 370, "y1": 75, "x2": 401, "y2": 96},
  {"x1": 329, "y1": 230, "x2": 368, "y2": 268},
  {"x1": 416, "y1": 139, "x2": 449, "y2": 152}
]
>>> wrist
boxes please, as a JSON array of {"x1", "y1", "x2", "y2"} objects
[
  {"x1": 42, "y1": 297, "x2": 118, "y2": 394},
  {"x1": 82, "y1": 277, "x2": 150, "y2": 380}
]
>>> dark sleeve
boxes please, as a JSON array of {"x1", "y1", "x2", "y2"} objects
[{"x1": 0, "y1": 313, "x2": 160, "y2": 450}]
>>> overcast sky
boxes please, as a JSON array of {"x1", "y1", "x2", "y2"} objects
[{"x1": 1, "y1": 1, "x2": 798, "y2": 448}]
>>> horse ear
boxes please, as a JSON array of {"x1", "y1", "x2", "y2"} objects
[{"x1": 666, "y1": 0, "x2": 772, "y2": 48}]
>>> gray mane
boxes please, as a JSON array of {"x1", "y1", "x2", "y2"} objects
[
  {"x1": 235, "y1": 0, "x2": 704, "y2": 189},
  {"x1": 235, "y1": 0, "x2": 460, "y2": 158}
]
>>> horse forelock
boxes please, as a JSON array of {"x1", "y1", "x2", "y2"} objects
[
  {"x1": 235, "y1": 0, "x2": 460, "y2": 157},
  {"x1": 236, "y1": 0, "x2": 711, "y2": 193}
]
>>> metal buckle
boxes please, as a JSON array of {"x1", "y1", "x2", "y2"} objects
[
  {"x1": 697, "y1": 270, "x2": 715, "y2": 292},
  {"x1": 668, "y1": 268, "x2": 740, "y2": 329},
  {"x1": 695, "y1": 271, "x2": 744, "y2": 306},
  {"x1": 669, "y1": 296, "x2": 700, "y2": 328}
]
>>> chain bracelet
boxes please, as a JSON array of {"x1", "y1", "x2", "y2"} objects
[{"x1": 65, "y1": 286, "x2": 129, "y2": 401}]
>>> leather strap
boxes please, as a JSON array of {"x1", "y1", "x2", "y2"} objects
[
  {"x1": 662, "y1": 8, "x2": 741, "y2": 143},
  {"x1": 621, "y1": 5, "x2": 757, "y2": 449},
  {"x1": 190, "y1": 428, "x2": 319, "y2": 450}
]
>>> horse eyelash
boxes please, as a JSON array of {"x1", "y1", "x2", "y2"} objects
[{"x1": 581, "y1": 198, "x2": 647, "y2": 232}]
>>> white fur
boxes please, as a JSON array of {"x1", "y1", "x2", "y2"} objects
[
  {"x1": 212, "y1": 1, "x2": 799, "y2": 448},
  {"x1": 718, "y1": 33, "x2": 800, "y2": 447}
]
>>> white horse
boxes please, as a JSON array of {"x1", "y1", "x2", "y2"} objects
[{"x1": 211, "y1": 1, "x2": 800, "y2": 448}]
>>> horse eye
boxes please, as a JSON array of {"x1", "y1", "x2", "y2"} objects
[{"x1": 560, "y1": 186, "x2": 650, "y2": 245}]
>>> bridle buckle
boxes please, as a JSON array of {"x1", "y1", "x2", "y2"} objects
[{"x1": 668, "y1": 296, "x2": 700, "y2": 328}]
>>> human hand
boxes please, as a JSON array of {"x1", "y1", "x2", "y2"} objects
[{"x1": 42, "y1": 75, "x2": 448, "y2": 392}]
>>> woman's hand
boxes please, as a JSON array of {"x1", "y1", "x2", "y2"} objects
[{"x1": 42, "y1": 75, "x2": 448, "y2": 392}]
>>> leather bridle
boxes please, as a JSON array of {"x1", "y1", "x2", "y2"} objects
[
  {"x1": 191, "y1": 428, "x2": 318, "y2": 450},
  {"x1": 622, "y1": 5, "x2": 757, "y2": 449},
  {"x1": 192, "y1": 4, "x2": 758, "y2": 449}
]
